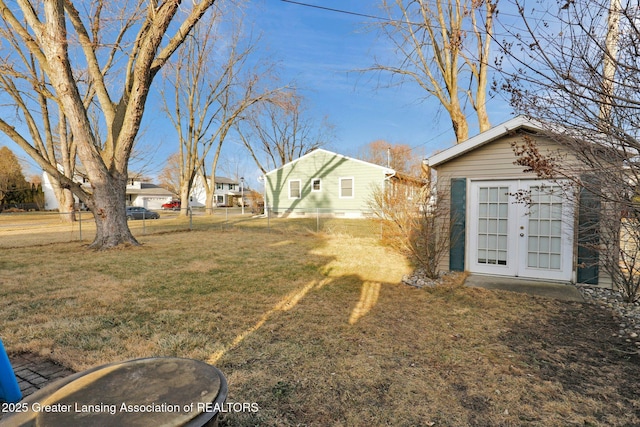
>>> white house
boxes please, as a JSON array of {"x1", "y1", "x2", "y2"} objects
[
  {"x1": 42, "y1": 171, "x2": 89, "y2": 211},
  {"x1": 190, "y1": 176, "x2": 244, "y2": 207},
  {"x1": 124, "y1": 179, "x2": 174, "y2": 209},
  {"x1": 43, "y1": 171, "x2": 173, "y2": 211}
]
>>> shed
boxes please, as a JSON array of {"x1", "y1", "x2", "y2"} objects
[{"x1": 428, "y1": 116, "x2": 605, "y2": 285}]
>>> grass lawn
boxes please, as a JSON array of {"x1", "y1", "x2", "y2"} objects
[{"x1": 1, "y1": 227, "x2": 640, "y2": 426}]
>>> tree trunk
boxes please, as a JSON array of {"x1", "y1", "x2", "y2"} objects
[
  {"x1": 58, "y1": 187, "x2": 76, "y2": 223},
  {"x1": 450, "y1": 104, "x2": 469, "y2": 142},
  {"x1": 179, "y1": 185, "x2": 191, "y2": 217},
  {"x1": 49, "y1": 175, "x2": 76, "y2": 222},
  {"x1": 205, "y1": 188, "x2": 214, "y2": 215},
  {"x1": 87, "y1": 173, "x2": 139, "y2": 250}
]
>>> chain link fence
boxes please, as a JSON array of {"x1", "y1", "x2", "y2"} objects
[{"x1": 0, "y1": 207, "x2": 383, "y2": 248}]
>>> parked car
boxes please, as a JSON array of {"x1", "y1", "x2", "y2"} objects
[
  {"x1": 161, "y1": 200, "x2": 181, "y2": 210},
  {"x1": 125, "y1": 206, "x2": 160, "y2": 220}
]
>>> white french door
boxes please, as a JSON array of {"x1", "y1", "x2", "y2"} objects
[{"x1": 468, "y1": 180, "x2": 573, "y2": 281}]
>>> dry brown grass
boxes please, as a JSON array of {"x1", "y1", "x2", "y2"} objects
[
  {"x1": 1, "y1": 226, "x2": 639, "y2": 426},
  {"x1": 0, "y1": 211, "x2": 379, "y2": 248}
]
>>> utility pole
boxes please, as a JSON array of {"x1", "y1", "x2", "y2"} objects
[
  {"x1": 240, "y1": 177, "x2": 245, "y2": 215},
  {"x1": 599, "y1": 0, "x2": 620, "y2": 125}
]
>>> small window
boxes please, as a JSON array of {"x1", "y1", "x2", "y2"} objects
[
  {"x1": 311, "y1": 178, "x2": 322, "y2": 192},
  {"x1": 339, "y1": 177, "x2": 354, "y2": 198},
  {"x1": 289, "y1": 180, "x2": 301, "y2": 199}
]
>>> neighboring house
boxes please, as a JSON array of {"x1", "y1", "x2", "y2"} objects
[
  {"x1": 190, "y1": 176, "x2": 244, "y2": 208},
  {"x1": 264, "y1": 148, "x2": 424, "y2": 218},
  {"x1": 427, "y1": 115, "x2": 608, "y2": 285},
  {"x1": 125, "y1": 179, "x2": 174, "y2": 209},
  {"x1": 43, "y1": 171, "x2": 172, "y2": 210},
  {"x1": 42, "y1": 170, "x2": 88, "y2": 211}
]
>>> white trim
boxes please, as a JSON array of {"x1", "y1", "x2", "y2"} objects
[
  {"x1": 468, "y1": 179, "x2": 574, "y2": 282},
  {"x1": 428, "y1": 116, "x2": 543, "y2": 167},
  {"x1": 265, "y1": 148, "x2": 395, "y2": 177},
  {"x1": 288, "y1": 179, "x2": 301, "y2": 199},
  {"x1": 339, "y1": 177, "x2": 355, "y2": 199},
  {"x1": 311, "y1": 177, "x2": 322, "y2": 192}
]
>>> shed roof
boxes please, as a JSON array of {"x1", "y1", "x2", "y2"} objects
[{"x1": 427, "y1": 115, "x2": 543, "y2": 168}]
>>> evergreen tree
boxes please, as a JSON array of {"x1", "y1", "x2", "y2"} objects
[{"x1": 0, "y1": 146, "x2": 28, "y2": 206}]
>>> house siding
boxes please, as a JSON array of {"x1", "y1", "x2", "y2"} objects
[
  {"x1": 434, "y1": 134, "x2": 564, "y2": 180},
  {"x1": 432, "y1": 132, "x2": 611, "y2": 286},
  {"x1": 265, "y1": 150, "x2": 388, "y2": 216},
  {"x1": 434, "y1": 134, "x2": 552, "y2": 273}
]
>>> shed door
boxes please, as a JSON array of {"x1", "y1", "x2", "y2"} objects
[{"x1": 468, "y1": 180, "x2": 573, "y2": 281}]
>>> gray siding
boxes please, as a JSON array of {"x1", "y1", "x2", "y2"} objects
[
  {"x1": 434, "y1": 135, "x2": 542, "y2": 273},
  {"x1": 434, "y1": 134, "x2": 563, "y2": 180},
  {"x1": 433, "y1": 133, "x2": 611, "y2": 286}
]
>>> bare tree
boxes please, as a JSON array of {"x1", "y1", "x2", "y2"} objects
[
  {"x1": 497, "y1": 0, "x2": 640, "y2": 300},
  {"x1": 368, "y1": 180, "x2": 453, "y2": 279},
  {"x1": 0, "y1": 0, "x2": 220, "y2": 249},
  {"x1": 358, "y1": 140, "x2": 424, "y2": 176},
  {"x1": 238, "y1": 91, "x2": 334, "y2": 174},
  {"x1": 161, "y1": 11, "x2": 279, "y2": 215},
  {"x1": 158, "y1": 152, "x2": 181, "y2": 196},
  {"x1": 0, "y1": 19, "x2": 82, "y2": 221},
  {"x1": 368, "y1": 0, "x2": 497, "y2": 142}
]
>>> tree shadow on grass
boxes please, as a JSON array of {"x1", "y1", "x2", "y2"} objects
[{"x1": 499, "y1": 300, "x2": 640, "y2": 424}]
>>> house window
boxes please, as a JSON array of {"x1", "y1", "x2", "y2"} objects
[
  {"x1": 339, "y1": 177, "x2": 354, "y2": 198},
  {"x1": 228, "y1": 184, "x2": 235, "y2": 191},
  {"x1": 289, "y1": 180, "x2": 301, "y2": 199},
  {"x1": 216, "y1": 183, "x2": 223, "y2": 190},
  {"x1": 311, "y1": 178, "x2": 322, "y2": 192}
]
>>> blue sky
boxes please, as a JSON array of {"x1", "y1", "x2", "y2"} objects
[
  {"x1": 138, "y1": 0, "x2": 518, "y2": 186},
  {"x1": 12, "y1": 0, "x2": 519, "y2": 186},
  {"x1": 247, "y1": 0, "x2": 514, "y2": 168}
]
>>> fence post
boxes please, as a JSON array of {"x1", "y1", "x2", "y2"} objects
[
  {"x1": 78, "y1": 210, "x2": 82, "y2": 241},
  {"x1": 189, "y1": 207, "x2": 193, "y2": 230},
  {"x1": 267, "y1": 207, "x2": 270, "y2": 232}
]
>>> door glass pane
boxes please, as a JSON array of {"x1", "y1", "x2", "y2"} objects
[
  {"x1": 498, "y1": 235, "x2": 508, "y2": 251},
  {"x1": 477, "y1": 186, "x2": 509, "y2": 266},
  {"x1": 479, "y1": 188, "x2": 488, "y2": 202},
  {"x1": 527, "y1": 185, "x2": 563, "y2": 270}
]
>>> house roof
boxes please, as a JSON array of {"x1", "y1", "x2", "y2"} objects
[
  {"x1": 391, "y1": 171, "x2": 428, "y2": 186},
  {"x1": 213, "y1": 176, "x2": 239, "y2": 184},
  {"x1": 427, "y1": 115, "x2": 543, "y2": 168},
  {"x1": 264, "y1": 148, "x2": 396, "y2": 176},
  {"x1": 126, "y1": 183, "x2": 173, "y2": 196}
]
